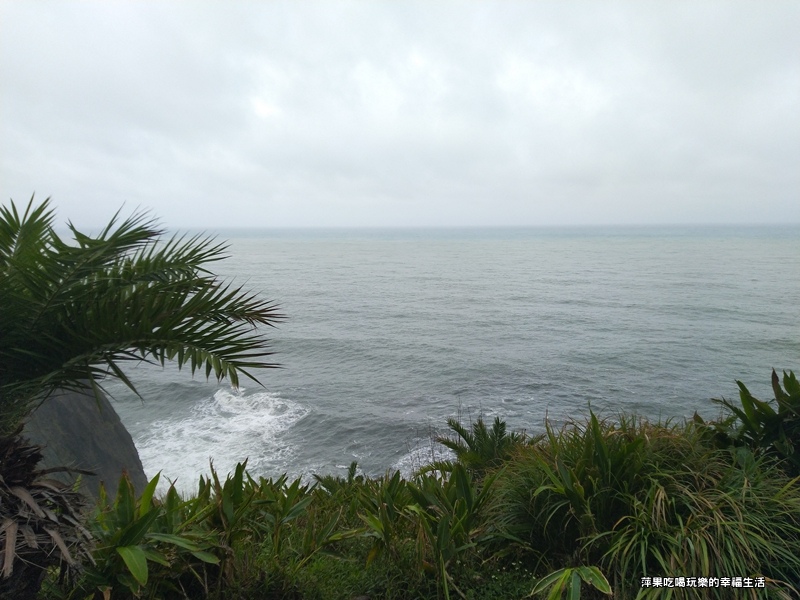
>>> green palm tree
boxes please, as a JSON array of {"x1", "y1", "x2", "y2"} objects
[
  {"x1": 0, "y1": 196, "x2": 283, "y2": 596},
  {"x1": 0, "y1": 196, "x2": 283, "y2": 432}
]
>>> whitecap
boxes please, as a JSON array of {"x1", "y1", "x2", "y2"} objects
[
  {"x1": 392, "y1": 441, "x2": 455, "y2": 479},
  {"x1": 135, "y1": 388, "x2": 308, "y2": 494}
]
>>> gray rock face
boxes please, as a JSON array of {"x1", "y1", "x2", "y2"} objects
[{"x1": 23, "y1": 387, "x2": 148, "y2": 500}]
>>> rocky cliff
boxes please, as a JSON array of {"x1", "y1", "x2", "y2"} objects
[{"x1": 23, "y1": 387, "x2": 148, "y2": 500}]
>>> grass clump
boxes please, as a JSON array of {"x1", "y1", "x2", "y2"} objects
[{"x1": 493, "y1": 412, "x2": 800, "y2": 598}]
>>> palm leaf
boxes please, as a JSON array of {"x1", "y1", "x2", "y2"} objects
[{"x1": 0, "y1": 196, "x2": 283, "y2": 433}]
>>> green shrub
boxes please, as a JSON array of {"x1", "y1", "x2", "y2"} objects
[
  {"x1": 405, "y1": 464, "x2": 497, "y2": 599},
  {"x1": 696, "y1": 369, "x2": 800, "y2": 476},
  {"x1": 599, "y1": 446, "x2": 800, "y2": 598},
  {"x1": 494, "y1": 412, "x2": 664, "y2": 560},
  {"x1": 358, "y1": 470, "x2": 414, "y2": 566},
  {"x1": 75, "y1": 472, "x2": 219, "y2": 599},
  {"x1": 421, "y1": 416, "x2": 528, "y2": 477},
  {"x1": 494, "y1": 413, "x2": 800, "y2": 598}
]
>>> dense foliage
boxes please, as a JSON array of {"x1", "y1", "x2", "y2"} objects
[
  {"x1": 32, "y1": 370, "x2": 800, "y2": 600},
  {"x1": 694, "y1": 370, "x2": 800, "y2": 476}
]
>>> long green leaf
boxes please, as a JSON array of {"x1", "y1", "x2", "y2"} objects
[
  {"x1": 116, "y1": 545, "x2": 148, "y2": 586},
  {"x1": 190, "y1": 550, "x2": 220, "y2": 564},
  {"x1": 568, "y1": 570, "x2": 581, "y2": 600},
  {"x1": 118, "y1": 510, "x2": 159, "y2": 547},
  {"x1": 577, "y1": 566, "x2": 612, "y2": 594},
  {"x1": 146, "y1": 532, "x2": 202, "y2": 551},
  {"x1": 138, "y1": 472, "x2": 161, "y2": 517}
]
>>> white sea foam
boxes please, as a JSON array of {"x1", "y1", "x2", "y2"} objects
[
  {"x1": 393, "y1": 441, "x2": 455, "y2": 478},
  {"x1": 135, "y1": 388, "x2": 308, "y2": 494}
]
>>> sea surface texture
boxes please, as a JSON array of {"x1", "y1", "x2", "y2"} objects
[{"x1": 110, "y1": 226, "x2": 800, "y2": 491}]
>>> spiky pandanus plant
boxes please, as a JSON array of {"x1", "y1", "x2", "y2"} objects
[
  {"x1": 0, "y1": 430, "x2": 93, "y2": 600},
  {"x1": 421, "y1": 416, "x2": 528, "y2": 476}
]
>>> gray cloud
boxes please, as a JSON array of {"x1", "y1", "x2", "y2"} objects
[{"x1": 2, "y1": 1, "x2": 798, "y2": 228}]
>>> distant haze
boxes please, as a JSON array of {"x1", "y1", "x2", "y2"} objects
[{"x1": 2, "y1": 1, "x2": 798, "y2": 229}]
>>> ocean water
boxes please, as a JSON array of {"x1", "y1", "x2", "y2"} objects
[{"x1": 108, "y1": 226, "x2": 800, "y2": 492}]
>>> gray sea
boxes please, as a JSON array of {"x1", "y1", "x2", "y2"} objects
[{"x1": 108, "y1": 226, "x2": 800, "y2": 492}]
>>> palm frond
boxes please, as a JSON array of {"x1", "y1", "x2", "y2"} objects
[{"x1": 0, "y1": 197, "x2": 284, "y2": 433}]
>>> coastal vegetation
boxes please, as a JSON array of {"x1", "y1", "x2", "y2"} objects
[
  {"x1": 1, "y1": 199, "x2": 799, "y2": 598},
  {"x1": 16, "y1": 372, "x2": 800, "y2": 599}
]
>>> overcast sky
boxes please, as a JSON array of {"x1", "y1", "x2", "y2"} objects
[{"x1": 2, "y1": 1, "x2": 799, "y2": 229}]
